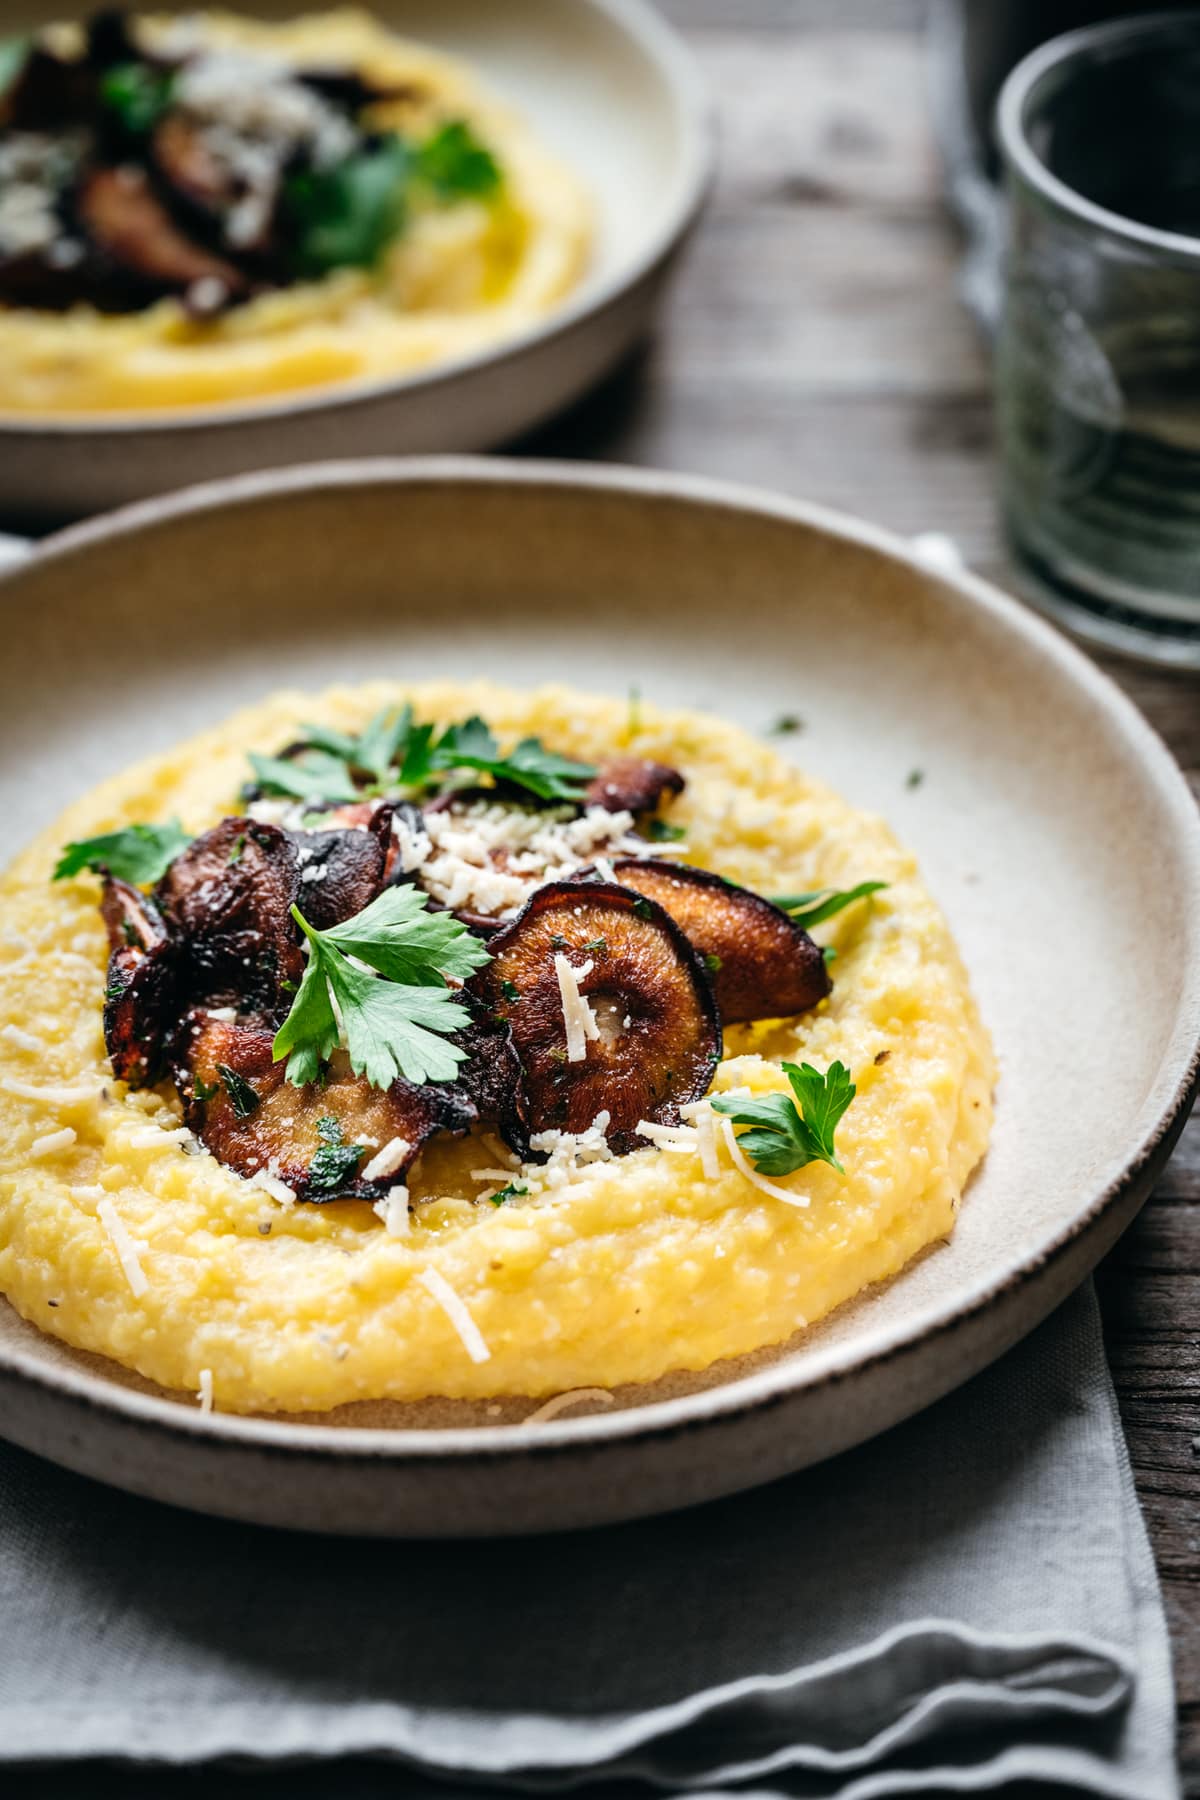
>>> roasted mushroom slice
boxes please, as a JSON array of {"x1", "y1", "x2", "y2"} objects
[
  {"x1": 475, "y1": 881, "x2": 721, "y2": 1155},
  {"x1": 155, "y1": 817, "x2": 303, "y2": 1013},
  {"x1": 287, "y1": 810, "x2": 392, "y2": 931},
  {"x1": 76, "y1": 165, "x2": 249, "y2": 310},
  {"x1": 175, "y1": 1014, "x2": 476, "y2": 1201},
  {"x1": 611, "y1": 860, "x2": 831, "y2": 1025},
  {"x1": 585, "y1": 757, "x2": 685, "y2": 817},
  {"x1": 449, "y1": 995, "x2": 531, "y2": 1161},
  {"x1": 100, "y1": 876, "x2": 177, "y2": 1086}
]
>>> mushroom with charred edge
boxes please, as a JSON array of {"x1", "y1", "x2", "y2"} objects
[
  {"x1": 475, "y1": 880, "x2": 721, "y2": 1155},
  {"x1": 100, "y1": 875, "x2": 177, "y2": 1085},
  {"x1": 610, "y1": 859, "x2": 831, "y2": 1025}
]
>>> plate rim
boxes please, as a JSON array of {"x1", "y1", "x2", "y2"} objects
[
  {"x1": 0, "y1": 0, "x2": 715, "y2": 438},
  {"x1": 3, "y1": 453, "x2": 1199, "y2": 1460}
]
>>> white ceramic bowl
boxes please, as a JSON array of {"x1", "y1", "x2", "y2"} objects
[
  {"x1": 1, "y1": 458, "x2": 1198, "y2": 1535},
  {"x1": 0, "y1": 0, "x2": 712, "y2": 522}
]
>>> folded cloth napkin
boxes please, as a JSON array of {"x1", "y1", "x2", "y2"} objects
[{"x1": 0, "y1": 1282, "x2": 1178, "y2": 1799}]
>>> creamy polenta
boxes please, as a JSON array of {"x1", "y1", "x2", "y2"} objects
[
  {"x1": 0, "y1": 684, "x2": 994, "y2": 1413},
  {"x1": 0, "y1": 11, "x2": 590, "y2": 414}
]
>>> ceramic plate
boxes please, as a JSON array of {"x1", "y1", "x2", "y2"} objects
[
  {"x1": 1, "y1": 458, "x2": 1198, "y2": 1536},
  {"x1": 0, "y1": 0, "x2": 711, "y2": 523}
]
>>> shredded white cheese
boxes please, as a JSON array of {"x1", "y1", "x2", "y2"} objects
[
  {"x1": 634, "y1": 1118, "x2": 704, "y2": 1153},
  {"x1": 554, "y1": 954, "x2": 598, "y2": 1063},
  {"x1": 0, "y1": 1023, "x2": 46, "y2": 1053},
  {"x1": 361, "y1": 1137, "x2": 411, "y2": 1183},
  {"x1": 127, "y1": 1126, "x2": 193, "y2": 1150},
  {"x1": 96, "y1": 1197, "x2": 149, "y2": 1297},
  {"x1": 0, "y1": 1076, "x2": 103, "y2": 1107},
  {"x1": 719, "y1": 1117, "x2": 810, "y2": 1208},
  {"x1": 247, "y1": 1168, "x2": 296, "y2": 1206},
  {"x1": 373, "y1": 1186, "x2": 410, "y2": 1237},
  {"x1": 524, "y1": 1388, "x2": 615, "y2": 1424},
  {"x1": 198, "y1": 1368, "x2": 214, "y2": 1414},
  {"x1": 419, "y1": 1267, "x2": 490, "y2": 1363},
  {"x1": 679, "y1": 1098, "x2": 721, "y2": 1181},
  {"x1": 29, "y1": 1126, "x2": 77, "y2": 1159},
  {"x1": 206, "y1": 1006, "x2": 238, "y2": 1023}
]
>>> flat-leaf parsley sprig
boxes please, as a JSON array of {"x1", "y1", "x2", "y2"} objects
[
  {"x1": 54, "y1": 820, "x2": 192, "y2": 887},
  {"x1": 272, "y1": 886, "x2": 491, "y2": 1090},
  {"x1": 712, "y1": 1061, "x2": 856, "y2": 1177},
  {"x1": 772, "y1": 883, "x2": 888, "y2": 930},
  {"x1": 249, "y1": 704, "x2": 596, "y2": 807}
]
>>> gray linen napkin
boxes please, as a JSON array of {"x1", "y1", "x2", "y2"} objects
[{"x1": 0, "y1": 1281, "x2": 1178, "y2": 1798}]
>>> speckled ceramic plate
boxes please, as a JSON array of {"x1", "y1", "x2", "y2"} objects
[
  {"x1": 0, "y1": 0, "x2": 712, "y2": 523},
  {"x1": 0, "y1": 458, "x2": 1198, "y2": 1536}
]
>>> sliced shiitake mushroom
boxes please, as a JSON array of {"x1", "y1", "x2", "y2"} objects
[
  {"x1": 174, "y1": 1013, "x2": 476, "y2": 1201},
  {"x1": 76, "y1": 165, "x2": 249, "y2": 310},
  {"x1": 585, "y1": 757, "x2": 685, "y2": 817},
  {"x1": 100, "y1": 875, "x2": 177, "y2": 1086},
  {"x1": 150, "y1": 112, "x2": 242, "y2": 222},
  {"x1": 287, "y1": 805, "x2": 392, "y2": 931},
  {"x1": 448, "y1": 994, "x2": 532, "y2": 1162},
  {"x1": 475, "y1": 880, "x2": 721, "y2": 1155},
  {"x1": 611, "y1": 859, "x2": 830, "y2": 1025},
  {"x1": 155, "y1": 817, "x2": 304, "y2": 1014}
]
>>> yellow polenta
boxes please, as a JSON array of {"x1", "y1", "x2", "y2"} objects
[
  {"x1": 0, "y1": 11, "x2": 590, "y2": 414},
  {"x1": 0, "y1": 683, "x2": 994, "y2": 1413}
]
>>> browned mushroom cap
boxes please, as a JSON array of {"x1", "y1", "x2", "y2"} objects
[
  {"x1": 150, "y1": 112, "x2": 242, "y2": 221},
  {"x1": 474, "y1": 880, "x2": 721, "y2": 1155},
  {"x1": 448, "y1": 994, "x2": 532, "y2": 1161},
  {"x1": 175, "y1": 1013, "x2": 475, "y2": 1201},
  {"x1": 585, "y1": 757, "x2": 685, "y2": 817},
  {"x1": 287, "y1": 809, "x2": 391, "y2": 932},
  {"x1": 100, "y1": 876, "x2": 177, "y2": 1086},
  {"x1": 76, "y1": 165, "x2": 249, "y2": 310},
  {"x1": 1, "y1": 46, "x2": 94, "y2": 131},
  {"x1": 155, "y1": 818, "x2": 304, "y2": 1014},
  {"x1": 611, "y1": 859, "x2": 831, "y2": 1025}
]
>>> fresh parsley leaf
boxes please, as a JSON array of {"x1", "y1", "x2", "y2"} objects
[
  {"x1": 285, "y1": 133, "x2": 411, "y2": 275},
  {"x1": 192, "y1": 1074, "x2": 220, "y2": 1104},
  {"x1": 274, "y1": 889, "x2": 488, "y2": 1090},
  {"x1": 773, "y1": 882, "x2": 888, "y2": 930},
  {"x1": 247, "y1": 749, "x2": 360, "y2": 804},
  {"x1": 100, "y1": 62, "x2": 176, "y2": 134},
  {"x1": 54, "y1": 819, "x2": 191, "y2": 887},
  {"x1": 489, "y1": 1181, "x2": 527, "y2": 1207},
  {"x1": 414, "y1": 120, "x2": 501, "y2": 199},
  {"x1": 713, "y1": 1061, "x2": 856, "y2": 1177},
  {"x1": 0, "y1": 34, "x2": 30, "y2": 96},
  {"x1": 321, "y1": 885, "x2": 491, "y2": 988},
  {"x1": 308, "y1": 1138, "x2": 365, "y2": 1193},
  {"x1": 317, "y1": 1114, "x2": 343, "y2": 1143},
  {"x1": 647, "y1": 819, "x2": 687, "y2": 842},
  {"x1": 216, "y1": 1062, "x2": 261, "y2": 1119},
  {"x1": 431, "y1": 715, "x2": 595, "y2": 802}
]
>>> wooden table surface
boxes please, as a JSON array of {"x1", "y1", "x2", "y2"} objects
[{"x1": 530, "y1": 0, "x2": 1200, "y2": 1784}]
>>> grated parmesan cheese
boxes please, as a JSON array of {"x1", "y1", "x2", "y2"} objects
[
  {"x1": 373, "y1": 1186, "x2": 410, "y2": 1236},
  {"x1": 524, "y1": 1388, "x2": 615, "y2": 1424},
  {"x1": 554, "y1": 954, "x2": 598, "y2": 1063},
  {"x1": 198, "y1": 1368, "x2": 214, "y2": 1413},
  {"x1": 248, "y1": 1168, "x2": 296, "y2": 1206},
  {"x1": 29, "y1": 1126, "x2": 76, "y2": 1159},
  {"x1": 96, "y1": 1198, "x2": 149, "y2": 1297},
  {"x1": 361, "y1": 1137, "x2": 411, "y2": 1183},
  {"x1": 0, "y1": 1076, "x2": 103, "y2": 1108},
  {"x1": 419, "y1": 1267, "x2": 490, "y2": 1363},
  {"x1": 127, "y1": 1126, "x2": 193, "y2": 1150},
  {"x1": 0, "y1": 1023, "x2": 46, "y2": 1053}
]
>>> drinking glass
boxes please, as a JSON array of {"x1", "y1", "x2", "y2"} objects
[{"x1": 996, "y1": 12, "x2": 1200, "y2": 666}]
